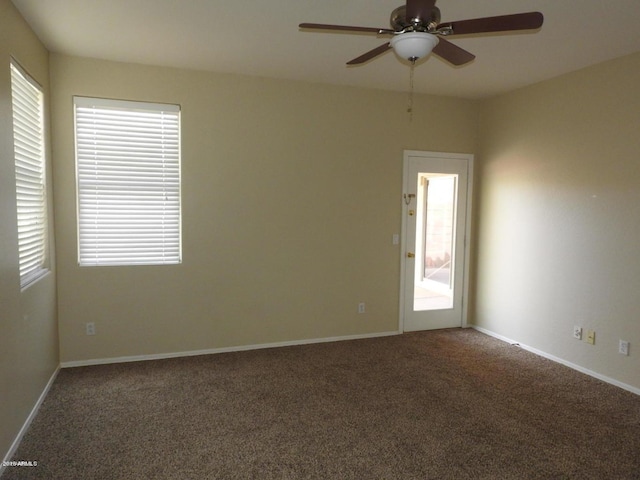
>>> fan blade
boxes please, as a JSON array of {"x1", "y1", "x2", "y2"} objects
[
  {"x1": 432, "y1": 38, "x2": 475, "y2": 66},
  {"x1": 440, "y1": 12, "x2": 543, "y2": 36},
  {"x1": 299, "y1": 23, "x2": 394, "y2": 35},
  {"x1": 347, "y1": 42, "x2": 392, "y2": 65},
  {"x1": 406, "y1": 0, "x2": 436, "y2": 22}
]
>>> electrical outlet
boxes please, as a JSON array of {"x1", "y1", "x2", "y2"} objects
[
  {"x1": 586, "y1": 330, "x2": 595, "y2": 345},
  {"x1": 358, "y1": 302, "x2": 366, "y2": 314},
  {"x1": 86, "y1": 322, "x2": 96, "y2": 336},
  {"x1": 619, "y1": 340, "x2": 630, "y2": 356},
  {"x1": 573, "y1": 326, "x2": 582, "y2": 340}
]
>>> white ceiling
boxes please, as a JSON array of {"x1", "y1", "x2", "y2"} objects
[{"x1": 11, "y1": 0, "x2": 640, "y2": 99}]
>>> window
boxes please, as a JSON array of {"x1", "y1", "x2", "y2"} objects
[
  {"x1": 11, "y1": 60, "x2": 49, "y2": 288},
  {"x1": 74, "y1": 97, "x2": 181, "y2": 266}
]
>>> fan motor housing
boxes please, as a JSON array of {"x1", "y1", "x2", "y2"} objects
[{"x1": 390, "y1": 5, "x2": 441, "y2": 31}]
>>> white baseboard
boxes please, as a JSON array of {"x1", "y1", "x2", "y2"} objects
[
  {"x1": 472, "y1": 325, "x2": 640, "y2": 396},
  {"x1": 60, "y1": 330, "x2": 401, "y2": 368},
  {"x1": 1, "y1": 366, "x2": 60, "y2": 475}
]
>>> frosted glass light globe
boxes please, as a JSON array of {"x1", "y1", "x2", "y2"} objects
[{"x1": 390, "y1": 32, "x2": 439, "y2": 61}]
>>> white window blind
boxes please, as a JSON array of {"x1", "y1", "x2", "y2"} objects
[
  {"x1": 11, "y1": 61, "x2": 49, "y2": 288},
  {"x1": 74, "y1": 97, "x2": 181, "y2": 266}
]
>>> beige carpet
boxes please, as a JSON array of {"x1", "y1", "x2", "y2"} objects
[{"x1": 3, "y1": 329, "x2": 640, "y2": 479}]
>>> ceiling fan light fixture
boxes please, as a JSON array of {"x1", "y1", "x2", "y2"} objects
[{"x1": 390, "y1": 32, "x2": 439, "y2": 61}]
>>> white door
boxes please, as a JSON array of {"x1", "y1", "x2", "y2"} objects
[{"x1": 400, "y1": 151, "x2": 472, "y2": 331}]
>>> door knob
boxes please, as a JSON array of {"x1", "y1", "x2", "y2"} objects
[{"x1": 407, "y1": 252, "x2": 415, "y2": 258}]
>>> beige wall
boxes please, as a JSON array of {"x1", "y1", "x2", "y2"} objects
[
  {"x1": 50, "y1": 54, "x2": 478, "y2": 363},
  {"x1": 0, "y1": 0, "x2": 58, "y2": 462},
  {"x1": 474, "y1": 52, "x2": 640, "y2": 389}
]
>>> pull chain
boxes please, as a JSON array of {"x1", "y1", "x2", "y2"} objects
[{"x1": 407, "y1": 58, "x2": 416, "y2": 121}]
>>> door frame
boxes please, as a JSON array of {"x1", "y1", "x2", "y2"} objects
[{"x1": 398, "y1": 150, "x2": 474, "y2": 332}]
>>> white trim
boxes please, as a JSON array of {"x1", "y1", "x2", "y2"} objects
[
  {"x1": 461, "y1": 157, "x2": 473, "y2": 328},
  {"x1": 73, "y1": 95, "x2": 180, "y2": 113},
  {"x1": 60, "y1": 330, "x2": 401, "y2": 368},
  {"x1": 472, "y1": 326, "x2": 640, "y2": 396},
  {"x1": 399, "y1": 157, "x2": 410, "y2": 333},
  {"x1": 1, "y1": 366, "x2": 60, "y2": 475}
]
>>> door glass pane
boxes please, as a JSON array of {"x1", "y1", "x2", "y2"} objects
[{"x1": 414, "y1": 174, "x2": 457, "y2": 311}]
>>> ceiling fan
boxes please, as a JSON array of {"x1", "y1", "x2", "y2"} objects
[{"x1": 299, "y1": 0, "x2": 543, "y2": 66}]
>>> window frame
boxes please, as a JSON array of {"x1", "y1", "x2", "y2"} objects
[
  {"x1": 73, "y1": 96, "x2": 182, "y2": 267},
  {"x1": 10, "y1": 58, "x2": 50, "y2": 289}
]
